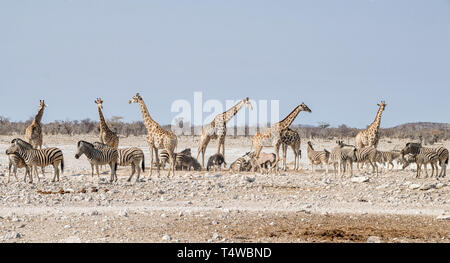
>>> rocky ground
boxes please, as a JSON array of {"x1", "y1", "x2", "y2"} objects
[{"x1": 0, "y1": 135, "x2": 449, "y2": 243}]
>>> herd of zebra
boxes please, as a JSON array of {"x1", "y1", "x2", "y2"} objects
[
  {"x1": 3, "y1": 136, "x2": 449, "y2": 185},
  {"x1": 305, "y1": 140, "x2": 448, "y2": 178}
]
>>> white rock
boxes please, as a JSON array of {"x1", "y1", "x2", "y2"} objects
[
  {"x1": 436, "y1": 214, "x2": 450, "y2": 220},
  {"x1": 350, "y1": 177, "x2": 369, "y2": 183},
  {"x1": 4, "y1": 232, "x2": 21, "y2": 240},
  {"x1": 162, "y1": 234, "x2": 172, "y2": 241},
  {"x1": 62, "y1": 236, "x2": 81, "y2": 243},
  {"x1": 118, "y1": 210, "x2": 129, "y2": 217},
  {"x1": 367, "y1": 236, "x2": 382, "y2": 243},
  {"x1": 409, "y1": 184, "x2": 421, "y2": 190},
  {"x1": 212, "y1": 233, "x2": 221, "y2": 240},
  {"x1": 419, "y1": 183, "x2": 436, "y2": 191}
]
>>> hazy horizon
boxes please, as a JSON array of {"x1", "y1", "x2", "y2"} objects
[{"x1": 1, "y1": 0, "x2": 449, "y2": 128}]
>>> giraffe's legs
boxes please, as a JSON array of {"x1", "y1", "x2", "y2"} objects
[
  {"x1": 197, "y1": 135, "x2": 210, "y2": 169},
  {"x1": 167, "y1": 150, "x2": 175, "y2": 177},
  {"x1": 154, "y1": 147, "x2": 160, "y2": 176},
  {"x1": 148, "y1": 146, "x2": 154, "y2": 178},
  {"x1": 282, "y1": 144, "x2": 288, "y2": 171},
  {"x1": 272, "y1": 142, "x2": 281, "y2": 173},
  {"x1": 217, "y1": 135, "x2": 225, "y2": 156}
]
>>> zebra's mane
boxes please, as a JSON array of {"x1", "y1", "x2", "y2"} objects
[
  {"x1": 78, "y1": 140, "x2": 95, "y2": 148},
  {"x1": 11, "y1": 138, "x2": 33, "y2": 148}
]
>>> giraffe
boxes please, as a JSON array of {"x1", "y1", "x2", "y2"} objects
[
  {"x1": 25, "y1": 100, "x2": 47, "y2": 149},
  {"x1": 129, "y1": 93, "x2": 178, "y2": 177},
  {"x1": 355, "y1": 101, "x2": 387, "y2": 149},
  {"x1": 196, "y1": 97, "x2": 253, "y2": 168},
  {"x1": 252, "y1": 102, "x2": 311, "y2": 171},
  {"x1": 95, "y1": 98, "x2": 119, "y2": 149},
  {"x1": 280, "y1": 127, "x2": 301, "y2": 171}
]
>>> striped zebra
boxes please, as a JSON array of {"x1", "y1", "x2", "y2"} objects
[
  {"x1": 6, "y1": 153, "x2": 30, "y2": 183},
  {"x1": 93, "y1": 142, "x2": 145, "y2": 182},
  {"x1": 229, "y1": 157, "x2": 252, "y2": 173},
  {"x1": 75, "y1": 141, "x2": 118, "y2": 182},
  {"x1": 329, "y1": 141, "x2": 357, "y2": 177},
  {"x1": 402, "y1": 152, "x2": 439, "y2": 178},
  {"x1": 306, "y1": 141, "x2": 330, "y2": 174},
  {"x1": 376, "y1": 150, "x2": 402, "y2": 171},
  {"x1": 401, "y1": 142, "x2": 448, "y2": 177},
  {"x1": 355, "y1": 146, "x2": 379, "y2": 176},
  {"x1": 175, "y1": 148, "x2": 192, "y2": 171},
  {"x1": 159, "y1": 148, "x2": 190, "y2": 170},
  {"x1": 6, "y1": 139, "x2": 64, "y2": 183}
]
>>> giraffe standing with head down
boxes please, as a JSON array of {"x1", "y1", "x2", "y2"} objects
[
  {"x1": 252, "y1": 102, "x2": 312, "y2": 171},
  {"x1": 196, "y1": 97, "x2": 253, "y2": 168},
  {"x1": 95, "y1": 98, "x2": 119, "y2": 149},
  {"x1": 355, "y1": 101, "x2": 387, "y2": 149},
  {"x1": 129, "y1": 93, "x2": 178, "y2": 177},
  {"x1": 25, "y1": 100, "x2": 47, "y2": 149}
]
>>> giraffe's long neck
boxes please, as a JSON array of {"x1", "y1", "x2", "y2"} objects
[
  {"x1": 138, "y1": 100, "x2": 159, "y2": 132},
  {"x1": 97, "y1": 106, "x2": 110, "y2": 132},
  {"x1": 275, "y1": 105, "x2": 303, "y2": 131},
  {"x1": 368, "y1": 106, "x2": 384, "y2": 131},
  {"x1": 32, "y1": 107, "x2": 45, "y2": 125},
  {"x1": 218, "y1": 100, "x2": 246, "y2": 124}
]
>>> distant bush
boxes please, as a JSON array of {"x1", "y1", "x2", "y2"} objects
[{"x1": 0, "y1": 116, "x2": 448, "y2": 143}]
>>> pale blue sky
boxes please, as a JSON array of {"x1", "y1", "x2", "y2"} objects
[{"x1": 1, "y1": 0, "x2": 449, "y2": 128}]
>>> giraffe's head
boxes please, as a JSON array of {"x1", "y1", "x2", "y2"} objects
[
  {"x1": 299, "y1": 102, "x2": 312, "y2": 113},
  {"x1": 129, "y1": 93, "x2": 143, "y2": 104},
  {"x1": 243, "y1": 97, "x2": 253, "y2": 111},
  {"x1": 39, "y1": 100, "x2": 47, "y2": 109},
  {"x1": 377, "y1": 101, "x2": 387, "y2": 111},
  {"x1": 95, "y1": 98, "x2": 104, "y2": 109}
]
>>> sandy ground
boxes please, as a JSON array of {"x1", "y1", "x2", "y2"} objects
[{"x1": 0, "y1": 135, "x2": 449, "y2": 243}]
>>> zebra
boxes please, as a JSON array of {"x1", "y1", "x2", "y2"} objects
[
  {"x1": 229, "y1": 156, "x2": 252, "y2": 173},
  {"x1": 6, "y1": 153, "x2": 30, "y2": 183},
  {"x1": 306, "y1": 141, "x2": 330, "y2": 174},
  {"x1": 159, "y1": 148, "x2": 190, "y2": 170},
  {"x1": 93, "y1": 142, "x2": 145, "y2": 182},
  {"x1": 376, "y1": 150, "x2": 402, "y2": 171},
  {"x1": 402, "y1": 152, "x2": 439, "y2": 178},
  {"x1": 6, "y1": 139, "x2": 64, "y2": 183},
  {"x1": 329, "y1": 141, "x2": 357, "y2": 178},
  {"x1": 355, "y1": 146, "x2": 379, "y2": 176},
  {"x1": 10, "y1": 138, "x2": 44, "y2": 178},
  {"x1": 207, "y1": 153, "x2": 226, "y2": 172},
  {"x1": 75, "y1": 141, "x2": 118, "y2": 182},
  {"x1": 175, "y1": 148, "x2": 193, "y2": 171},
  {"x1": 401, "y1": 142, "x2": 448, "y2": 177}
]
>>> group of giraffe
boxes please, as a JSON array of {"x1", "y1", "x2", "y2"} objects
[{"x1": 14, "y1": 95, "x2": 446, "y2": 182}]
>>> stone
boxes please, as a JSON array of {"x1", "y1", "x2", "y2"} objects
[
  {"x1": 162, "y1": 234, "x2": 172, "y2": 241},
  {"x1": 350, "y1": 177, "x2": 369, "y2": 183},
  {"x1": 4, "y1": 232, "x2": 21, "y2": 240},
  {"x1": 367, "y1": 236, "x2": 382, "y2": 243},
  {"x1": 118, "y1": 210, "x2": 129, "y2": 217},
  {"x1": 409, "y1": 184, "x2": 421, "y2": 190},
  {"x1": 436, "y1": 214, "x2": 450, "y2": 220},
  {"x1": 419, "y1": 183, "x2": 436, "y2": 191}
]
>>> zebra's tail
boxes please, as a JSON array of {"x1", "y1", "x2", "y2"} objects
[
  {"x1": 60, "y1": 158, "x2": 64, "y2": 174},
  {"x1": 141, "y1": 155, "x2": 146, "y2": 172}
]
